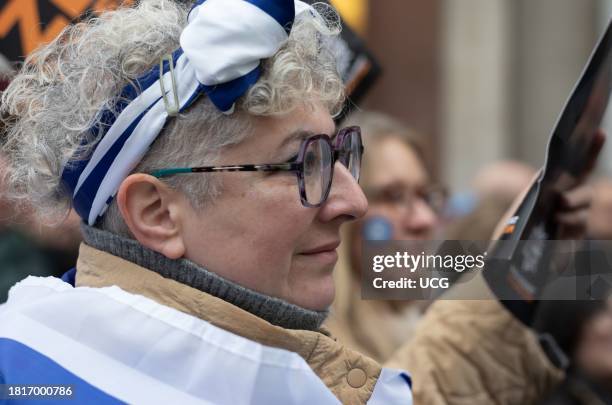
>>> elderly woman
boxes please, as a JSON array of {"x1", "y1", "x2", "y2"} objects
[
  {"x1": 0, "y1": 0, "x2": 599, "y2": 404},
  {"x1": 0, "y1": 1, "x2": 411, "y2": 403}
]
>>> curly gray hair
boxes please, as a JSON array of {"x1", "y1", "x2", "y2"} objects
[{"x1": 0, "y1": 0, "x2": 344, "y2": 237}]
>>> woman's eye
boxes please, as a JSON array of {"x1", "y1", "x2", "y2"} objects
[
  {"x1": 384, "y1": 189, "x2": 405, "y2": 203},
  {"x1": 285, "y1": 153, "x2": 299, "y2": 163},
  {"x1": 305, "y1": 151, "x2": 317, "y2": 166}
]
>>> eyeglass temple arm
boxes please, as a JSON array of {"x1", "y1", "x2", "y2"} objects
[{"x1": 151, "y1": 162, "x2": 301, "y2": 178}]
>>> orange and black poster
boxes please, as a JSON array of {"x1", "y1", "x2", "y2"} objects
[{"x1": 0, "y1": 0, "x2": 132, "y2": 61}]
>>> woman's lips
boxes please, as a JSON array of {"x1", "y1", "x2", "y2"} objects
[
  {"x1": 300, "y1": 241, "x2": 340, "y2": 264},
  {"x1": 300, "y1": 249, "x2": 339, "y2": 264}
]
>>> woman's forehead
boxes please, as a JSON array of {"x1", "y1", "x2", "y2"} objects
[{"x1": 250, "y1": 104, "x2": 335, "y2": 150}]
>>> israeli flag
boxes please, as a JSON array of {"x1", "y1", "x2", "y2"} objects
[{"x1": 0, "y1": 277, "x2": 412, "y2": 404}]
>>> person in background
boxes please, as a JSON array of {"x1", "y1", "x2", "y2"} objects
[
  {"x1": 324, "y1": 112, "x2": 602, "y2": 403},
  {"x1": 325, "y1": 110, "x2": 446, "y2": 362},
  {"x1": 472, "y1": 160, "x2": 537, "y2": 204},
  {"x1": 0, "y1": 145, "x2": 81, "y2": 303},
  {"x1": 530, "y1": 177, "x2": 612, "y2": 404},
  {"x1": 445, "y1": 160, "x2": 537, "y2": 241},
  {"x1": 0, "y1": 55, "x2": 81, "y2": 302},
  {"x1": 588, "y1": 178, "x2": 612, "y2": 240},
  {"x1": 537, "y1": 298, "x2": 612, "y2": 405}
]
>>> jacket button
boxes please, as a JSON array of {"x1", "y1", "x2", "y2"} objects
[{"x1": 347, "y1": 368, "x2": 367, "y2": 388}]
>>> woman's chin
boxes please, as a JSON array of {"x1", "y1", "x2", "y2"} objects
[{"x1": 291, "y1": 276, "x2": 336, "y2": 311}]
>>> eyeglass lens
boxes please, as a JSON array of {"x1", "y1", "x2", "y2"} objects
[
  {"x1": 304, "y1": 139, "x2": 333, "y2": 205},
  {"x1": 303, "y1": 129, "x2": 361, "y2": 205}
]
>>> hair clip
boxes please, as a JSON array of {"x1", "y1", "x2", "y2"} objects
[{"x1": 159, "y1": 54, "x2": 180, "y2": 116}]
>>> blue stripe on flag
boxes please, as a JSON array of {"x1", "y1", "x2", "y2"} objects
[
  {"x1": 61, "y1": 50, "x2": 184, "y2": 198},
  {"x1": 246, "y1": 0, "x2": 296, "y2": 33},
  {"x1": 124, "y1": 49, "x2": 184, "y2": 101},
  {"x1": 203, "y1": 66, "x2": 261, "y2": 113},
  {"x1": 60, "y1": 154, "x2": 87, "y2": 197},
  {"x1": 71, "y1": 103, "x2": 157, "y2": 222},
  {"x1": 59, "y1": 268, "x2": 76, "y2": 286},
  {"x1": 181, "y1": 82, "x2": 208, "y2": 112},
  {"x1": 189, "y1": 1, "x2": 295, "y2": 33},
  {"x1": 0, "y1": 338, "x2": 120, "y2": 404},
  {"x1": 401, "y1": 372, "x2": 412, "y2": 388}
]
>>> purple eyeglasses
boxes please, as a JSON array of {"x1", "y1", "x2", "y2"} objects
[{"x1": 151, "y1": 126, "x2": 363, "y2": 207}]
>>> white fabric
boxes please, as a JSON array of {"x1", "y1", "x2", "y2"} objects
[
  {"x1": 368, "y1": 368, "x2": 413, "y2": 405},
  {"x1": 0, "y1": 276, "x2": 340, "y2": 404},
  {"x1": 1, "y1": 277, "x2": 413, "y2": 404},
  {"x1": 181, "y1": 0, "x2": 312, "y2": 85}
]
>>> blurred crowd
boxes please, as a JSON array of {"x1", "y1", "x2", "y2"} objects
[{"x1": 324, "y1": 110, "x2": 612, "y2": 404}]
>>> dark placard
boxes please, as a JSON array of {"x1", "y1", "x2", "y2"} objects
[
  {"x1": 484, "y1": 19, "x2": 612, "y2": 326},
  {"x1": 302, "y1": 0, "x2": 380, "y2": 121}
]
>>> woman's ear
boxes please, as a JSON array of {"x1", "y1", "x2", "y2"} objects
[{"x1": 116, "y1": 173, "x2": 186, "y2": 259}]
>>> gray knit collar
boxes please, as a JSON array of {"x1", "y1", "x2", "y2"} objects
[{"x1": 80, "y1": 224, "x2": 328, "y2": 331}]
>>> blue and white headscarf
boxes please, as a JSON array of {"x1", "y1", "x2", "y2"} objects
[{"x1": 61, "y1": 0, "x2": 315, "y2": 225}]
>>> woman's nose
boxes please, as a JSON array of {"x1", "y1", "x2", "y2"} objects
[{"x1": 317, "y1": 162, "x2": 368, "y2": 223}]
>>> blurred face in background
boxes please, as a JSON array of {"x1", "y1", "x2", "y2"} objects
[
  {"x1": 348, "y1": 134, "x2": 441, "y2": 273},
  {"x1": 360, "y1": 135, "x2": 439, "y2": 240}
]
